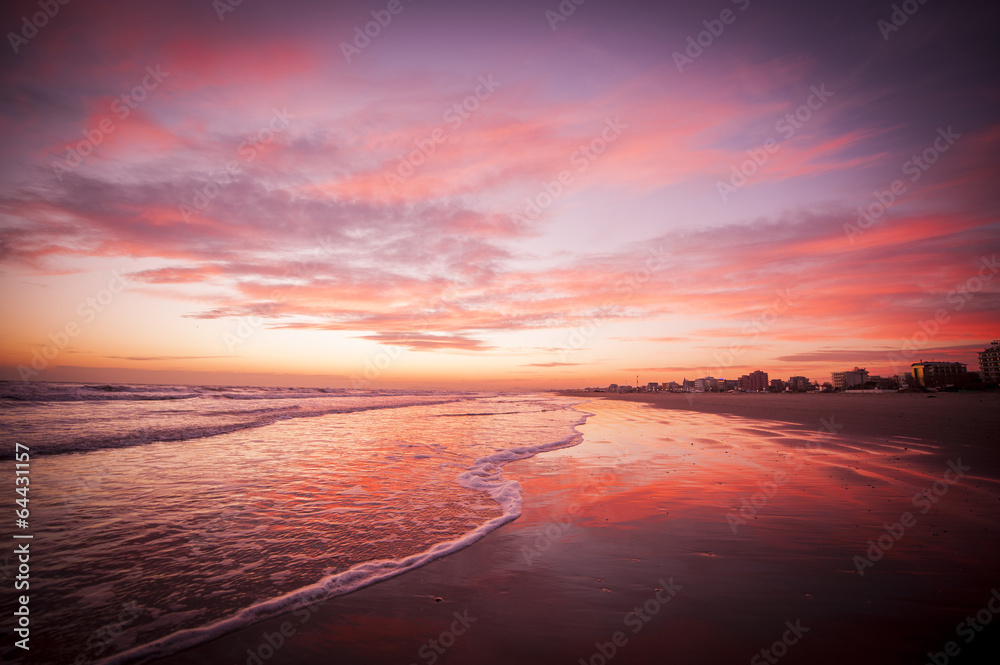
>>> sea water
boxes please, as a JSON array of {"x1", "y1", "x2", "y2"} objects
[{"x1": 0, "y1": 382, "x2": 588, "y2": 664}]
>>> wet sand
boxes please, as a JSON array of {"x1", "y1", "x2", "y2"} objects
[
  {"x1": 150, "y1": 395, "x2": 1000, "y2": 665},
  {"x1": 598, "y1": 389, "x2": 999, "y2": 438}
]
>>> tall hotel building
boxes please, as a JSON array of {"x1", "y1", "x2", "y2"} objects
[{"x1": 979, "y1": 340, "x2": 1000, "y2": 384}]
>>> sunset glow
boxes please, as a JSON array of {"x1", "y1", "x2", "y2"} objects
[{"x1": 2, "y1": 0, "x2": 998, "y2": 388}]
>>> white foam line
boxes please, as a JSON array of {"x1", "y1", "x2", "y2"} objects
[
  {"x1": 99, "y1": 400, "x2": 592, "y2": 665},
  {"x1": 45, "y1": 398, "x2": 466, "y2": 457}
]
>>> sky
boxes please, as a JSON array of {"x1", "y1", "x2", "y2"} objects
[{"x1": 1, "y1": 0, "x2": 998, "y2": 389}]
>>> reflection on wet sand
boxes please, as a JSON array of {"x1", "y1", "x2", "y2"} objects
[{"x1": 151, "y1": 397, "x2": 1000, "y2": 665}]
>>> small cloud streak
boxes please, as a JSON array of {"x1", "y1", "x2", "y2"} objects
[
  {"x1": 104, "y1": 355, "x2": 233, "y2": 361},
  {"x1": 522, "y1": 362, "x2": 587, "y2": 367},
  {"x1": 775, "y1": 345, "x2": 988, "y2": 365},
  {"x1": 354, "y1": 332, "x2": 494, "y2": 352}
]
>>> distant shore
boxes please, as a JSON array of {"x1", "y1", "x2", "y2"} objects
[{"x1": 561, "y1": 390, "x2": 1000, "y2": 455}]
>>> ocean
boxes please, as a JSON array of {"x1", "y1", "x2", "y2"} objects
[{"x1": 0, "y1": 382, "x2": 589, "y2": 664}]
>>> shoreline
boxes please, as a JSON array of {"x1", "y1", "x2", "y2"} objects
[
  {"x1": 148, "y1": 395, "x2": 1000, "y2": 665},
  {"x1": 572, "y1": 391, "x2": 1000, "y2": 465}
]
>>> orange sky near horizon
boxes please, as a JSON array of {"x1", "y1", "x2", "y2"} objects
[{"x1": 1, "y1": 0, "x2": 998, "y2": 390}]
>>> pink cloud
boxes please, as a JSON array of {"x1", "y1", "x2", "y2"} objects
[
  {"x1": 354, "y1": 332, "x2": 495, "y2": 352},
  {"x1": 2, "y1": 5, "x2": 997, "y2": 386}
]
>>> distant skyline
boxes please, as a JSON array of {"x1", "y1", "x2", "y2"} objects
[{"x1": 2, "y1": 0, "x2": 998, "y2": 389}]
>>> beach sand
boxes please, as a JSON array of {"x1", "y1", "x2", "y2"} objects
[
  {"x1": 150, "y1": 393, "x2": 1000, "y2": 665},
  {"x1": 603, "y1": 391, "x2": 1000, "y2": 458}
]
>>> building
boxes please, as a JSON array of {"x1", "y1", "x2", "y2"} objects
[
  {"x1": 737, "y1": 370, "x2": 768, "y2": 392},
  {"x1": 647, "y1": 382, "x2": 660, "y2": 392},
  {"x1": 832, "y1": 367, "x2": 869, "y2": 390},
  {"x1": 979, "y1": 340, "x2": 1000, "y2": 385},
  {"x1": 911, "y1": 361, "x2": 968, "y2": 389},
  {"x1": 769, "y1": 379, "x2": 786, "y2": 392},
  {"x1": 694, "y1": 377, "x2": 719, "y2": 392},
  {"x1": 787, "y1": 376, "x2": 811, "y2": 392},
  {"x1": 867, "y1": 375, "x2": 900, "y2": 390}
]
